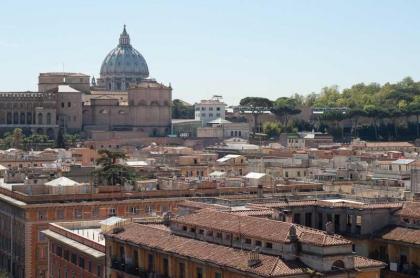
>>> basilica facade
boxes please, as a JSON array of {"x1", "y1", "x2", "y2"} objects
[{"x1": 0, "y1": 26, "x2": 172, "y2": 138}]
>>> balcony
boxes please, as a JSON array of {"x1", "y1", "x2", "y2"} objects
[{"x1": 111, "y1": 258, "x2": 125, "y2": 271}]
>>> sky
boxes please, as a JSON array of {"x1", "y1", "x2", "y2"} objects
[{"x1": 1, "y1": 1, "x2": 420, "y2": 105}]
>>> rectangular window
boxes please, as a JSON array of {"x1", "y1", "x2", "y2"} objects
[
  {"x1": 129, "y1": 207, "x2": 138, "y2": 214},
  {"x1": 38, "y1": 210, "x2": 47, "y2": 220},
  {"x1": 196, "y1": 267, "x2": 203, "y2": 278},
  {"x1": 56, "y1": 246, "x2": 63, "y2": 257},
  {"x1": 78, "y1": 257, "x2": 85, "y2": 268},
  {"x1": 198, "y1": 229, "x2": 204, "y2": 235},
  {"x1": 92, "y1": 207, "x2": 99, "y2": 217},
  {"x1": 71, "y1": 253, "x2": 77, "y2": 265},
  {"x1": 255, "y1": 240, "x2": 262, "y2": 246},
  {"x1": 57, "y1": 209, "x2": 65, "y2": 220},
  {"x1": 147, "y1": 254, "x2": 154, "y2": 271},
  {"x1": 215, "y1": 272, "x2": 222, "y2": 278},
  {"x1": 179, "y1": 262, "x2": 186, "y2": 278},
  {"x1": 74, "y1": 208, "x2": 82, "y2": 219},
  {"x1": 38, "y1": 231, "x2": 46, "y2": 242},
  {"x1": 64, "y1": 250, "x2": 69, "y2": 261},
  {"x1": 216, "y1": 232, "x2": 222, "y2": 239},
  {"x1": 109, "y1": 208, "x2": 116, "y2": 216},
  {"x1": 163, "y1": 258, "x2": 169, "y2": 276},
  {"x1": 265, "y1": 242, "x2": 273, "y2": 249},
  {"x1": 245, "y1": 238, "x2": 252, "y2": 244}
]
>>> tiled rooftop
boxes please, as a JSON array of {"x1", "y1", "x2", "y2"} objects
[
  {"x1": 249, "y1": 200, "x2": 402, "y2": 210},
  {"x1": 105, "y1": 223, "x2": 308, "y2": 277},
  {"x1": 173, "y1": 210, "x2": 351, "y2": 246},
  {"x1": 396, "y1": 201, "x2": 420, "y2": 219},
  {"x1": 380, "y1": 226, "x2": 420, "y2": 245}
]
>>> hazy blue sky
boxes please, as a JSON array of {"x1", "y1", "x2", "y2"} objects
[{"x1": 1, "y1": 1, "x2": 420, "y2": 104}]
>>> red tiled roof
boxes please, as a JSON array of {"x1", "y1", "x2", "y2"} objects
[
  {"x1": 396, "y1": 202, "x2": 420, "y2": 219},
  {"x1": 365, "y1": 142, "x2": 414, "y2": 148},
  {"x1": 250, "y1": 200, "x2": 402, "y2": 210},
  {"x1": 173, "y1": 210, "x2": 351, "y2": 246},
  {"x1": 230, "y1": 209, "x2": 274, "y2": 217},
  {"x1": 380, "y1": 226, "x2": 420, "y2": 245},
  {"x1": 354, "y1": 256, "x2": 386, "y2": 269},
  {"x1": 104, "y1": 223, "x2": 308, "y2": 277},
  {"x1": 178, "y1": 200, "x2": 229, "y2": 210}
]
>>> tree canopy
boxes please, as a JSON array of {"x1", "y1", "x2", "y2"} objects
[
  {"x1": 172, "y1": 99, "x2": 194, "y2": 119},
  {"x1": 93, "y1": 149, "x2": 137, "y2": 186}
]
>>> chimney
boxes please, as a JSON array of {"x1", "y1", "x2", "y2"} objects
[
  {"x1": 325, "y1": 221, "x2": 334, "y2": 235},
  {"x1": 257, "y1": 184, "x2": 263, "y2": 198},
  {"x1": 288, "y1": 224, "x2": 298, "y2": 242},
  {"x1": 248, "y1": 247, "x2": 261, "y2": 267}
]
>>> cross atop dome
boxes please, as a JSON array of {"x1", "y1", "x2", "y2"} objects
[{"x1": 119, "y1": 24, "x2": 130, "y2": 46}]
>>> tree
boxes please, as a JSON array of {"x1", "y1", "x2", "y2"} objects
[
  {"x1": 347, "y1": 108, "x2": 366, "y2": 138},
  {"x1": 93, "y1": 149, "x2": 137, "y2": 186},
  {"x1": 172, "y1": 99, "x2": 194, "y2": 119},
  {"x1": 407, "y1": 97, "x2": 420, "y2": 138},
  {"x1": 3, "y1": 128, "x2": 24, "y2": 149},
  {"x1": 64, "y1": 133, "x2": 80, "y2": 147},
  {"x1": 263, "y1": 122, "x2": 282, "y2": 138},
  {"x1": 56, "y1": 129, "x2": 66, "y2": 148},
  {"x1": 239, "y1": 97, "x2": 273, "y2": 134},
  {"x1": 271, "y1": 97, "x2": 301, "y2": 126},
  {"x1": 319, "y1": 110, "x2": 347, "y2": 140},
  {"x1": 364, "y1": 105, "x2": 389, "y2": 141}
]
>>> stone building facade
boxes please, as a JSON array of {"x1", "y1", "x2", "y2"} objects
[{"x1": 0, "y1": 26, "x2": 171, "y2": 138}]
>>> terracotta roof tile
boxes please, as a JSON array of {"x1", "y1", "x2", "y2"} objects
[
  {"x1": 397, "y1": 202, "x2": 420, "y2": 219},
  {"x1": 173, "y1": 210, "x2": 351, "y2": 247},
  {"x1": 380, "y1": 226, "x2": 420, "y2": 245},
  {"x1": 250, "y1": 200, "x2": 402, "y2": 210},
  {"x1": 104, "y1": 223, "x2": 308, "y2": 277},
  {"x1": 354, "y1": 256, "x2": 386, "y2": 269}
]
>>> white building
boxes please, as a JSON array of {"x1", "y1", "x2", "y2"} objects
[{"x1": 194, "y1": 95, "x2": 226, "y2": 125}]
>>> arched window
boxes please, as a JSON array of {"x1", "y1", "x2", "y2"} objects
[
  {"x1": 20, "y1": 112, "x2": 25, "y2": 124},
  {"x1": 332, "y1": 260, "x2": 345, "y2": 271},
  {"x1": 46, "y1": 113, "x2": 51, "y2": 125},
  {"x1": 6, "y1": 112, "x2": 12, "y2": 124},
  {"x1": 27, "y1": 112, "x2": 32, "y2": 124},
  {"x1": 37, "y1": 113, "x2": 43, "y2": 125},
  {"x1": 13, "y1": 112, "x2": 18, "y2": 124}
]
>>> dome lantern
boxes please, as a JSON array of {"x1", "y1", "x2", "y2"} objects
[{"x1": 119, "y1": 25, "x2": 130, "y2": 46}]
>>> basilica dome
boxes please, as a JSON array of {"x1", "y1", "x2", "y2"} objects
[{"x1": 99, "y1": 25, "x2": 149, "y2": 90}]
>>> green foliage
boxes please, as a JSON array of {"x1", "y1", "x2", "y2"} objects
[
  {"x1": 93, "y1": 149, "x2": 137, "y2": 186},
  {"x1": 56, "y1": 129, "x2": 65, "y2": 148},
  {"x1": 239, "y1": 97, "x2": 273, "y2": 108},
  {"x1": 271, "y1": 97, "x2": 301, "y2": 125},
  {"x1": 172, "y1": 99, "x2": 194, "y2": 119},
  {"x1": 64, "y1": 133, "x2": 80, "y2": 147},
  {"x1": 263, "y1": 121, "x2": 282, "y2": 138},
  {"x1": 3, "y1": 128, "x2": 24, "y2": 149}
]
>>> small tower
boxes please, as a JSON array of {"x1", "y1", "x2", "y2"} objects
[
  {"x1": 91, "y1": 76, "x2": 96, "y2": 87},
  {"x1": 248, "y1": 247, "x2": 261, "y2": 267},
  {"x1": 288, "y1": 224, "x2": 298, "y2": 242}
]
